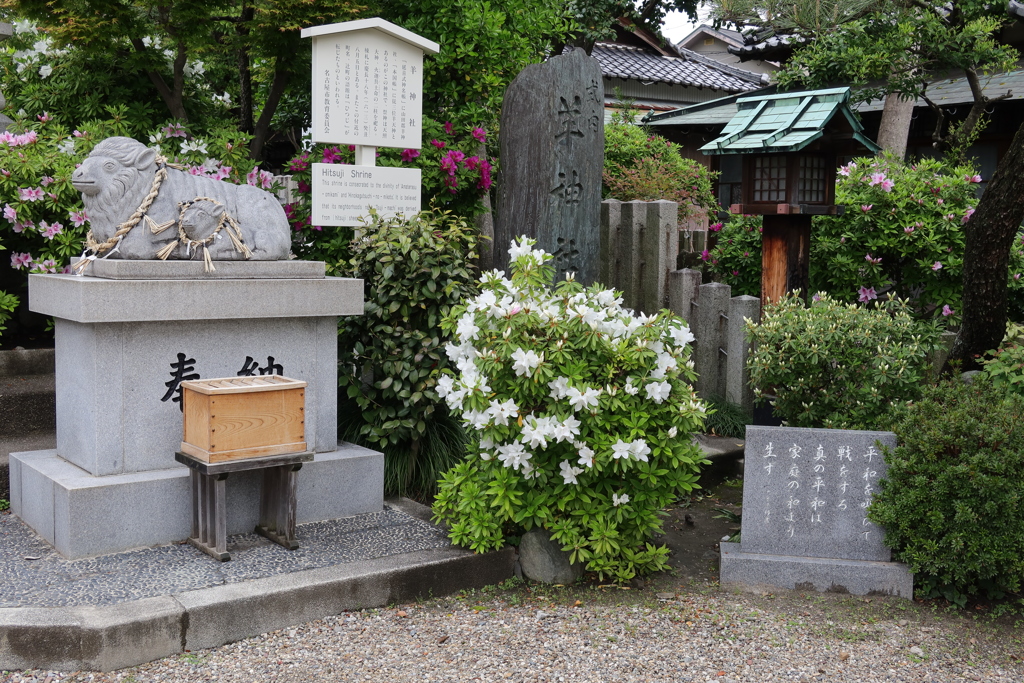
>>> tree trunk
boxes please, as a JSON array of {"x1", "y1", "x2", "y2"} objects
[
  {"x1": 131, "y1": 38, "x2": 188, "y2": 121},
  {"x1": 250, "y1": 64, "x2": 290, "y2": 162},
  {"x1": 946, "y1": 120, "x2": 1024, "y2": 371},
  {"x1": 235, "y1": 4, "x2": 255, "y2": 135},
  {"x1": 876, "y1": 92, "x2": 915, "y2": 159},
  {"x1": 474, "y1": 142, "x2": 495, "y2": 271}
]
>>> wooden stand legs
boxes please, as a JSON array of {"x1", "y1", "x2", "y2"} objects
[
  {"x1": 255, "y1": 463, "x2": 302, "y2": 550},
  {"x1": 189, "y1": 470, "x2": 230, "y2": 561},
  {"x1": 186, "y1": 462, "x2": 304, "y2": 561}
]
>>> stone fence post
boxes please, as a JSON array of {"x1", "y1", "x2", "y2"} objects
[
  {"x1": 599, "y1": 199, "x2": 679, "y2": 313},
  {"x1": 666, "y1": 268, "x2": 760, "y2": 411}
]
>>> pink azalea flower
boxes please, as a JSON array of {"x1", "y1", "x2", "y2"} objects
[
  {"x1": 258, "y1": 169, "x2": 273, "y2": 190},
  {"x1": 962, "y1": 208, "x2": 975, "y2": 224},
  {"x1": 937, "y1": 198, "x2": 944, "y2": 205},
  {"x1": 699, "y1": 249, "x2": 710, "y2": 262},
  {"x1": 162, "y1": 123, "x2": 186, "y2": 138},
  {"x1": 69, "y1": 210, "x2": 88, "y2": 227},
  {"x1": 41, "y1": 220, "x2": 63, "y2": 239},
  {"x1": 880, "y1": 179, "x2": 894, "y2": 192},
  {"x1": 187, "y1": 166, "x2": 206, "y2": 176},
  {"x1": 464, "y1": 156, "x2": 480, "y2": 170},
  {"x1": 904, "y1": 226, "x2": 914, "y2": 234},
  {"x1": 709, "y1": 222, "x2": 723, "y2": 232},
  {"x1": 1015, "y1": 273, "x2": 1021, "y2": 281},
  {"x1": 321, "y1": 146, "x2": 342, "y2": 164},
  {"x1": 288, "y1": 153, "x2": 310, "y2": 173},
  {"x1": 732, "y1": 270, "x2": 739, "y2": 276},
  {"x1": 812, "y1": 293, "x2": 822, "y2": 302},
  {"x1": 865, "y1": 254, "x2": 881, "y2": 265},
  {"x1": 10, "y1": 252, "x2": 32, "y2": 269},
  {"x1": 932, "y1": 261, "x2": 942, "y2": 271},
  {"x1": 477, "y1": 159, "x2": 492, "y2": 190},
  {"x1": 213, "y1": 166, "x2": 231, "y2": 181},
  {"x1": 965, "y1": 174, "x2": 982, "y2": 183},
  {"x1": 38, "y1": 258, "x2": 58, "y2": 273},
  {"x1": 430, "y1": 139, "x2": 446, "y2": 149},
  {"x1": 73, "y1": 130, "x2": 85, "y2": 137},
  {"x1": 400, "y1": 148, "x2": 420, "y2": 163},
  {"x1": 297, "y1": 181, "x2": 310, "y2": 194},
  {"x1": 942, "y1": 305, "x2": 954, "y2": 317},
  {"x1": 443, "y1": 121, "x2": 454, "y2": 135},
  {"x1": 838, "y1": 165, "x2": 852, "y2": 177},
  {"x1": 18, "y1": 187, "x2": 44, "y2": 201},
  {"x1": 858, "y1": 286, "x2": 877, "y2": 303},
  {"x1": 860, "y1": 204, "x2": 872, "y2": 212},
  {"x1": 471, "y1": 127, "x2": 486, "y2": 143},
  {"x1": 945, "y1": 213, "x2": 955, "y2": 221},
  {"x1": 40, "y1": 176, "x2": 54, "y2": 187},
  {"x1": 3, "y1": 204, "x2": 16, "y2": 223},
  {"x1": 37, "y1": 112, "x2": 50, "y2": 122},
  {"x1": 868, "y1": 172, "x2": 886, "y2": 186}
]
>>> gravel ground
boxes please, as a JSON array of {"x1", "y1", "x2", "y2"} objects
[{"x1": 5, "y1": 581, "x2": 1023, "y2": 683}]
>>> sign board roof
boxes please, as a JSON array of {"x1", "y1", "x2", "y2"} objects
[{"x1": 301, "y1": 18, "x2": 440, "y2": 54}]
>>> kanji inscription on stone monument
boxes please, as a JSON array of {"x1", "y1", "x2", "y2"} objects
[{"x1": 742, "y1": 426, "x2": 897, "y2": 562}]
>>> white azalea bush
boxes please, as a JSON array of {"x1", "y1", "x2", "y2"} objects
[{"x1": 431, "y1": 237, "x2": 709, "y2": 581}]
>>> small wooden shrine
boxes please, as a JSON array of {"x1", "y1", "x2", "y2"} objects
[{"x1": 700, "y1": 87, "x2": 880, "y2": 303}]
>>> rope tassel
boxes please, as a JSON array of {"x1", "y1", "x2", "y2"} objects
[
  {"x1": 202, "y1": 245, "x2": 215, "y2": 273},
  {"x1": 145, "y1": 215, "x2": 176, "y2": 235},
  {"x1": 156, "y1": 241, "x2": 177, "y2": 261}
]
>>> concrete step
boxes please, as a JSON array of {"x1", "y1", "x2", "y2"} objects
[{"x1": 0, "y1": 374, "x2": 56, "y2": 438}]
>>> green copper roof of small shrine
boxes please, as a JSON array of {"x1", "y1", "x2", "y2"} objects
[{"x1": 699, "y1": 87, "x2": 880, "y2": 155}]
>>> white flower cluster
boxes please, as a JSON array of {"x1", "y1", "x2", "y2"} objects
[
  {"x1": 11, "y1": 30, "x2": 64, "y2": 77},
  {"x1": 437, "y1": 237, "x2": 698, "y2": 487}
]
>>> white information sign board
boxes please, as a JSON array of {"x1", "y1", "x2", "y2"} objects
[
  {"x1": 304, "y1": 19, "x2": 439, "y2": 148},
  {"x1": 311, "y1": 163, "x2": 421, "y2": 227}
]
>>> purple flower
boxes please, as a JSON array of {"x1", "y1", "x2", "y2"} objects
[
  {"x1": 858, "y1": 286, "x2": 877, "y2": 303},
  {"x1": 709, "y1": 222, "x2": 723, "y2": 232},
  {"x1": 932, "y1": 261, "x2": 942, "y2": 271},
  {"x1": 430, "y1": 139, "x2": 446, "y2": 150},
  {"x1": 297, "y1": 181, "x2": 310, "y2": 194},
  {"x1": 942, "y1": 305, "x2": 954, "y2": 317},
  {"x1": 400, "y1": 148, "x2": 420, "y2": 163},
  {"x1": 812, "y1": 293, "x2": 822, "y2": 302},
  {"x1": 471, "y1": 127, "x2": 486, "y2": 143},
  {"x1": 464, "y1": 156, "x2": 480, "y2": 170},
  {"x1": 443, "y1": 121, "x2": 453, "y2": 135},
  {"x1": 699, "y1": 249, "x2": 710, "y2": 262},
  {"x1": 321, "y1": 146, "x2": 342, "y2": 164},
  {"x1": 477, "y1": 159, "x2": 492, "y2": 190},
  {"x1": 732, "y1": 270, "x2": 739, "y2": 276},
  {"x1": 288, "y1": 153, "x2": 310, "y2": 172}
]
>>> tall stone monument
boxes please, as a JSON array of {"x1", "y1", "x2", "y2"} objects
[
  {"x1": 495, "y1": 49, "x2": 604, "y2": 285},
  {"x1": 720, "y1": 426, "x2": 913, "y2": 597}
]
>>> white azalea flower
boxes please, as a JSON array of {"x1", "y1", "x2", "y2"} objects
[
  {"x1": 612, "y1": 493, "x2": 630, "y2": 507},
  {"x1": 566, "y1": 386, "x2": 601, "y2": 412},
  {"x1": 446, "y1": 387, "x2": 467, "y2": 410},
  {"x1": 552, "y1": 415, "x2": 581, "y2": 443},
  {"x1": 668, "y1": 426, "x2": 678, "y2": 438},
  {"x1": 520, "y1": 415, "x2": 556, "y2": 449},
  {"x1": 611, "y1": 439, "x2": 632, "y2": 460},
  {"x1": 577, "y1": 445, "x2": 595, "y2": 468},
  {"x1": 645, "y1": 380, "x2": 672, "y2": 404},
  {"x1": 559, "y1": 460, "x2": 583, "y2": 485},
  {"x1": 456, "y1": 314, "x2": 480, "y2": 341},
  {"x1": 38, "y1": 64, "x2": 52, "y2": 78},
  {"x1": 496, "y1": 442, "x2": 530, "y2": 470},
  {"x1": 57, "y1": 139, "x2": 75, "y2": 156},
  {"x1": 13, "y1": 20, "x2": 36, "y2": 34},
  {"x1": 623, "y1": 378, "x2": 640, "y2": 396},
  {"x1": 33, "y1": 39, "x2": 49, "y2": 53},
  {"x1": 628, "y1": 439, "x2": 651, "y2": 462},
  {"x1": 445, "y1": 340, "x2": 474, "y2": 363},
  {"x1": 669, "y1": 324, "x2": 696, "y2": 347},
  {"x1": 480, "y1": 436, "x2": 495, "y2": 449},
  {"x1": 508, "y1": 237, "x2": 534, "y2": 260},
  {"x1": 511, "y1": 347, "x2": 542, "y2": 377},
  {"x1": 487, "y1": 398, "x2": 518, "y2": 426},
  {"x1": 521, "y1": 460, "x2": 538, "y2": 479},
  {"x1": 435, "y1": 374, "x2": 455, "y2": 398},
  {"x1": 548, "y1": 376, "x2": 571, "y2": 400},
  {"x1": 464, "y1": 410, "x2": 490, "y2": 429},
  {"x1": 596, "y1": 289, "x2": 622, "y2": 309}
]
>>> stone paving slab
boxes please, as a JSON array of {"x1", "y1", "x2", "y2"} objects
[
  {"x1": 0, "y1": 504, "x2": 450, "y2": 609},
  {"x1": 0, "y1": 501, "x2": 517, "y2": 671}
]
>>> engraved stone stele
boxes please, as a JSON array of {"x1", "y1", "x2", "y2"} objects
[
  {"x1": 71, "y1": 137, "x2": 291, "y2": 261},
  {"x1": 495, "y1": 49, "x2": 604, "y2": 286},
  {"x1": 720, "y1": 426, "x2": 914, "y2": 598}
]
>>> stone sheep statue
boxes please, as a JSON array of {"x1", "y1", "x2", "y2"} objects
[{"x1": 71, "y1": 136, "x2": 291, "y2": 262}]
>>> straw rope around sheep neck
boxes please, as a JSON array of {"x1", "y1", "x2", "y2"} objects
[{"x1": 73, "y1": 154, "x2": 251, "y2": 274}]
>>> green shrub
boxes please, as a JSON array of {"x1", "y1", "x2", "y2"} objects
[
  {"x1": 702, "y1": 396, "x2": 751, "y2": 439},
  {"x1": 602, "y1": 123, "x2": 717, "y2": 220},
  {"x1": 980, "y1": 323, "x2": 1024, "y2": 395},
  {"x1": 337, "y1": 209, "x2": 480, "y2": 494},
  {"x1": 869, "y1": 378, "x2": 1024, "y2": 605},
  {"x1": 747, "y1": 292, "x2": 942, "y2": 429},
  {"x1": 432, "y1": 237, "x2": 709, "y2": 581},
  {"x1": 706, "y1": 214, "x2": 762, "y2": 296}
]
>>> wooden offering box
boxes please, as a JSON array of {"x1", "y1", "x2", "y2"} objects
[{"x1": 181, "y1": 376, "x2": 307, "y2": 463}]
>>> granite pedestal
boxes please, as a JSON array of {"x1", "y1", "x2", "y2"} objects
[
  {"x1": 720, "y1": 426, "x2": 913, "y2": 598},
  {"x1": 11, "y1": 264, "x2": 384, "y2": 559}
]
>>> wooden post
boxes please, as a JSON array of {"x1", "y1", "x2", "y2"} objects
[{"x1": 761, "y1": 214, "x2": 812, "y2": 306}]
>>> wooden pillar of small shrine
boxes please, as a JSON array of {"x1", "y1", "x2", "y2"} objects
[{"x1": 761, "y1": 213, "x2": 812, "y2": 305}]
